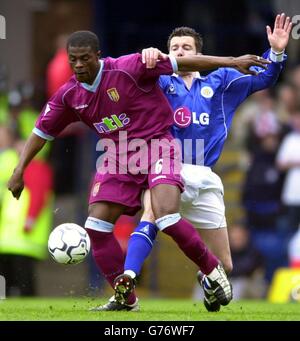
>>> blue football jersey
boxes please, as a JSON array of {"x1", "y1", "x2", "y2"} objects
[{"x1": 159, "y1": 50, "x2": 285, "y2": 167}]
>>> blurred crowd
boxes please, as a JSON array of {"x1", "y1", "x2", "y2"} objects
[
  {"x1": 229, "y1": 64, "x2": 300, "y2": 298},
  {"x1": 0, "y1": 78, "x2": 53, "y2": 296}
]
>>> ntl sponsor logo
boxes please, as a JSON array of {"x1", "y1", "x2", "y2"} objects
[
  {"x1": 94, "y1": 113, "x2": 130, "y2": 133},
  {"x1": 0, "y1": 15, "x2": 6, "y2": 39}
]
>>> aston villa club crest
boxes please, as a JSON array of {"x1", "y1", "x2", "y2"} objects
[{"x1": 107, "y1": 88, "x2": 120, "y2": 102}]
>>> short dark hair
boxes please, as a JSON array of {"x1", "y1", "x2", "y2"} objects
[
  {"x1": 167, "y1": 27, "x2": 203, "y2": 53},
  {"x1": 67, "y1": 31, "x2": 100, "y2": 52}
]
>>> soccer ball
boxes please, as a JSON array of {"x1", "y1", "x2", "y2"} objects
[{"x1": 48, "y1": 223, "x2": 91, "y2": 265}]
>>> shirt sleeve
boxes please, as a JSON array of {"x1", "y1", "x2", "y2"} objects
[
  {"x1": 220, "y1": 49, "x2": 286, "y2": 101},
  {"x1": 114, "y1": 53, "x2": 177, "y2": 90},
  {"x1": 34, "y1": 85, "x2": 79, "y2": 140},
  {"x1": 158, "y1": 75, "x2": 171, "y2": 92}
]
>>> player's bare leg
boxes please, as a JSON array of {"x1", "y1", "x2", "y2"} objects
[
  {"x1": 141, "y1": 189, "x2": 156, "y2": 223},
  {"x1": 195, "y1": 227, "x2": 232, "y2": 311},
  {"x1": 197, "y1": 228, "x2": 232, "y2": 274},
  {"x1": 88, "y1": 201, "x2": 125, "y2": 223}
]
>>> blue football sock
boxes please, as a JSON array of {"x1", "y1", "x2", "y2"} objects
[{"x1": 124, "y1": 221, "x2": 158, "y2": 276}]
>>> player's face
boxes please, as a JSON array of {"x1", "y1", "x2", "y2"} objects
[
  {"x1": 68, "y1": 46, "x2": 100, "y2": 84},
  {"x1": 169, "y1": 36, "x2": 197, "y2": 58}
]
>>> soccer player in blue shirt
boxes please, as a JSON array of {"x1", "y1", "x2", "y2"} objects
[{"x1": 114, "y1": 13, "x2": 292, "y2": 311}]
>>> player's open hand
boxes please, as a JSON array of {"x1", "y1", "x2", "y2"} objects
[
  {"x1": 267, "y1": 13, "x2": 292, "y2": 53},
  {"x1": 233, "y1": 55, "x2": 271, "y2": 75},
  {"x1": 142, "y1": 47, "x2": 168, "y2": 68},
  {"x1": 7, "y1": 168, "x2": 24, "y2": 199}
]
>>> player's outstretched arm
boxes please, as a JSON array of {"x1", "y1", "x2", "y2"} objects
[
  {"x1": 7, "y1": 133, "x2": 47, "y2": 199},
  {"x1": 176, "y1": 54, "x2": 270, "y2": 75},
  {"x1": 141, "y1": 47, "x2": 270, "y2": 75}
]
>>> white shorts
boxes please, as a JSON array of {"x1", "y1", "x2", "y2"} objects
[{"x1": 180, "y1": 164, "x2": 227, "y2": 229}]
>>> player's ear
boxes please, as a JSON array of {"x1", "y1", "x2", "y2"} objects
[{"x1": 97, "y1": 50, "x2": 101, "y2": 59}]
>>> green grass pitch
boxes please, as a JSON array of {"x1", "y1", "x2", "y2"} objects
[{"x1": 0, "y1": 298, "x2": 300, "y2": 321}]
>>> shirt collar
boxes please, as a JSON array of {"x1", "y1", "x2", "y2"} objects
[
  {"x1": 80, "y1": 60, "x2": 104, "y2": 92},
  {"x1": 172, "y1": 71, "x2": 205, "y2": 80}
]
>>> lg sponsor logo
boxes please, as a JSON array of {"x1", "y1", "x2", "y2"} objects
[{"x1": 173, "y1": 107, "x2": 210, "y2": 128}]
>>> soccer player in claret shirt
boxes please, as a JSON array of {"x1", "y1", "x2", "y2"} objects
[
  {"x1": 121, "y1": 13, "x2": 292, "y2": 311},
  {"x1": 7, "y1": 30, "x2": 269, "y2": 311}
]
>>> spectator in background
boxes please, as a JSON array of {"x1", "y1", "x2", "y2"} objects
[
  {"x1": 277, "y1": 108, "x2": 300, "y2": 233},
  {"x1": 46, "y1": 34, "x2": 73, "y2": 99},
  {"x1": 243, "y1": 90, "x2": 279, "y2": 155},
  {"x1": 0, "y1": 125, "x2": 53, "y2": 296},
  {"x1": 290, "y1": 65, "x2": 300, "y2": 102},
  {"x1": 6, "y1": 83, "x2": 52, "y2": 165},
  {"x1": 229, "y1": 222, "x2": 265, "y2": 299},
  {"x1": 0, "y1": 125, "x2": 17, "y2": 200},
  {"x1": 288, "y1": 225, "x2": 300, "y2": 268},
  {"x1": 0, "y1": 65, "x2": 8, "y2": 124},
  {"x1": 232, "y1": 89, "x2": 274, "y2": 149},
  {"x1": 276, "y1": 82, "x2": 298, "y2": 124},
  {"x1": 242, "y1": 112, "x2": 288, "y2": 283}
]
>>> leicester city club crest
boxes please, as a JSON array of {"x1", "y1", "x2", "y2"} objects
[{"x1": 200, "y1": 86, "x2": 214, "y2": 98}]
